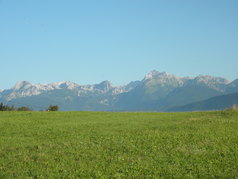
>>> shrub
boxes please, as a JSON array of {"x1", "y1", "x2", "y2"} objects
[
  {"x1": 17, "y1": 106, "x2": 31, "y2": 111},
  {"x1": 47, "y1": 105, "x2": 59, "y2": 111}
]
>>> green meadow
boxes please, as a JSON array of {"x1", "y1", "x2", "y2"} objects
[{"x1": 0, "y1": 110, "x2": 238, "y2": 178}]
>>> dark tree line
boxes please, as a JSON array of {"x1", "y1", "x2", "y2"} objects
[
  {"x1": 0, "y1": 103, "x2": 59, "y2": 111},
  {"x1": 0, "y1": 103, "x2": 31, "y2": 111}
]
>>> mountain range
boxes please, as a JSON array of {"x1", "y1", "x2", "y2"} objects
[{"x1": 1, "y1": 70, "x2": 238, "y2": 111}]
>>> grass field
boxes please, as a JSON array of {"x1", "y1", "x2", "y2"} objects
[{"x1": 0, "y1": 110, "x2": 238, "y2": 178}]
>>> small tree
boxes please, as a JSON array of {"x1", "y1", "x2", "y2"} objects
[
  {"x1": 17, "y1": 106, "x2": 31, "y2": 111},
  {"x1": 47, "y1": 105, "x2": 59, "y2": 111}
]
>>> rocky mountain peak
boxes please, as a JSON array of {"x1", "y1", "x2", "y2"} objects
[
  {"x1": 143, "y1": 70, "x2": 179, "y2": 81},
  {"x1": 144, "y1": 70, "x2": 161, "y2": 80},
  {"x1": 194, "y1": 75, "x2": 230, "y2": 85},
  {"x1": 183, "y1": 75, "x2": 230, "y2": 92},
  {"x1": 124, "y1": 81, "x2": 141, "y2": 91},
  {"x1": 95, "y1": 80, "x2": 113, "y2": 91},
  {"x1": 47, "y1": 81, "x2": 79, "y2": 90},
  {"x1": 12, "y1": 81, "x2": 32, "y2": 90},
  {"x1": 58, "y1": 81, "x2": 79, "y2": 90},
  {"x1": 143, "y1": 70, "x2": 185, "y2": 88}
]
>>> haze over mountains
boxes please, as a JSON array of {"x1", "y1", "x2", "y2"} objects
[{"x1": 1, "y1": 70, "x2": 238, "y2": 111}]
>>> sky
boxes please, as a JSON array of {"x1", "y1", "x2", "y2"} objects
[{"x1": 0, "y1": 0, "x2": 238, "y2": 89}]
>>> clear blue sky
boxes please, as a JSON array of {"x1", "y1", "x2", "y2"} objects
[{"x1": 1, "y1": 0, "x2": 238, "y2": 89}]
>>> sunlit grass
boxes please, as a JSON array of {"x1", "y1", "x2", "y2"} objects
[{"x1": 0, "y1": 111, "x2": 238, "y2": 178}]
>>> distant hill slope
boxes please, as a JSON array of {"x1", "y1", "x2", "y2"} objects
[
  {"x1": 168, "y1": 92, "x2": 238, "y2": 112},
  {"x1": 113, "y1": 71, "x2": 232, "y2": 111}
]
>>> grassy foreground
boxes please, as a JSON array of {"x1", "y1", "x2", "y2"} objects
[{"x1": 0, "y1": 110, "x2": 238, "y2": 178}]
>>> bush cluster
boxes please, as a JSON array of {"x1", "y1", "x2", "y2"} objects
[{"x1": 47, "y1": 105, "x2": 59, "y2": 111}]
